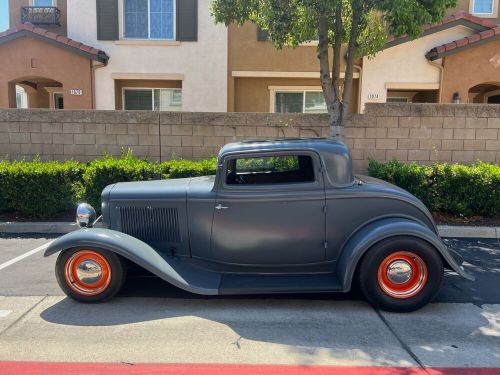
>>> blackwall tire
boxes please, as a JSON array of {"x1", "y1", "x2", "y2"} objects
[
  {"x1": 359, "y1": 236, "x2": 443, "y2": 312},
  {"x1": 55, "y1": 248, "x2": 127, "y2": 303}
]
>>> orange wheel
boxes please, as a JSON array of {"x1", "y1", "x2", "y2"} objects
[
  {"x1": 63, "y1": 250, "x2": 112, "y2": 296},
  {"x1": 377, "y1": 251, "x2": 428, "y2": 299}
]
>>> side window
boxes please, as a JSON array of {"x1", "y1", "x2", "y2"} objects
[{"x1": 226, "y1": 155, "x2": 315, "y2": 185}]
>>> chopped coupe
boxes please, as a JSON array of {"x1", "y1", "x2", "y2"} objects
[{"x1": 45, "y1": 138, "x2": 473, "y2": 312}]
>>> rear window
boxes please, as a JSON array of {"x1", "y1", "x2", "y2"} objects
[{"x1": 226, "y1": 155, "x2": 315, "y2": 185}]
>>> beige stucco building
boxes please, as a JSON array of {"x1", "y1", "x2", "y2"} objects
[{"x1": 1, "y1": 0, "x2": 499, "y2": 113}]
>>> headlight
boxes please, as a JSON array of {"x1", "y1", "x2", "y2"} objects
[{"x1": 76, "y1": 203, "x2": 96, "y2": 228}]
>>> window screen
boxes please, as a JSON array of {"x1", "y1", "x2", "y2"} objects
[
  {"x1": 226, "y1": 155, "x2": 315, "y2": 185},
  {"x1": 473, "y1": 0, "x2": 494, "y2": 13},
  {"x1": 124, "y1": 0, "x2": 175, "y2": 39},
  {"x1": 124, "y1": 89, "x2": 153, "y2": 110}
]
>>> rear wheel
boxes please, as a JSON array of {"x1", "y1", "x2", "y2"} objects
[
  {"x1": 55, "y1": 248, "x2": 127, "y2": 303},
  {"x1": 359, "y1": 236, "x2": 443, "y2": 312}
]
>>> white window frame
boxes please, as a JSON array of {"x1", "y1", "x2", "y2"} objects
[
  {"x1": 269, "y1": 86, "x2": 327, "y2": 114},
  {"x1": 470, "y1": 0, "x2": 499, "y2": 17},
  {"x1": 15, "y1": 86, "x2": 28, "y2": 109},
  {"x1": 121, "y1": 0, "x2": 176, "y2": 41},
  {"x1": 122, "y1": 87, "x2": 182, "y2": 111}
]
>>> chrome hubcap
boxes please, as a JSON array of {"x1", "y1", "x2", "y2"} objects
[
  {"x1": 387, "y1": 260, "x2": 413, "y2": 284},
  {"x1": 75, "y1": 260, "x2": 103, "y2": 285}
]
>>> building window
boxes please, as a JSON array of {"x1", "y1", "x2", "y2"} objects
[
  {"x1": 472, "y1": 0, "x2": 495, "y2": 14},
  {"x1": 123, "y1": 88, "x2": 182, "y2": 111},
  {"x1": 387, "y1": 97, "x2": 409, "y2": 103},
  {"x1": 53, "y1": 92, "x2": 64, "y2": 109},
  {"x1": 124, "y1": 0, "x2": 175, "y2": 40},
  {"x1": 273, "y1": 91, "x2": 327, "y2": 114},
  {"x1": 16, "y1": 86, "x2": 28, "y2": 109},
  {"x1": 32, "y1": 0, "x2": 54, "y2": 6}
]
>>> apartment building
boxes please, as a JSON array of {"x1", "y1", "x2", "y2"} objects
[
  {"x1": 0, "y1": 0, "x2": 227, "y2": 111},
  {"x1": 0, "y1": 0, "x2": 498, "y2": 113}
]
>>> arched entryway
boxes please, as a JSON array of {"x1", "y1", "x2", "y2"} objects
[
  {"x1": 468, "y1": 83, "x2": 500, "y2": 104},
  {"x1": 8, "y1": 77, "x2": 64, "y2": 109}
]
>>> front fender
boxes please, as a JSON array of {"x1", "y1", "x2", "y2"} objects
[
  {"x1": 337, "y1": 218, "x2": 474, "y2": 291},
  {"x1": 44, "y1": 228, "x2": 220, "y2": 295}
]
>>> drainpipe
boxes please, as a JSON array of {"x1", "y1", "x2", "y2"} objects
[
  {"x1": 354, "y1": 64, "x2": 363, "y2": 114},
  {"x1": 427, "y1": 59, "x2": 444, "y2": 103},
  {"x1": 91, "y1": 61, "x2": 107, "y2": 110}
]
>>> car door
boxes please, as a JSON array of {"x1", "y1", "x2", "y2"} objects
[{"x1": 210, "y1": 151, "x2": 326, "y2": 265}]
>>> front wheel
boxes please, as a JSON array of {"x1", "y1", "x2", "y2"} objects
[
  {"x1": 55, "y1": 248, "x2": 127, "y2": 303},
  {"x1": 359, "y1": 237, "x2": 443, "y2": 312}
]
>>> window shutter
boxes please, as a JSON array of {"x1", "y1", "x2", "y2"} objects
[
  {"x1": 96, "y1": 0, "x2": 119, "y2": 41},
  {"x1": 257, "y1": 27, "x2": 269, "y2": 41},
  {"x1": 176, "y1": 0, "x2": 198, "y2": 41}
]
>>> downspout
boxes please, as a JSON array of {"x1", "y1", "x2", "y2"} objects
[
  {"x1": 427, "y1": 59, "x2": 444, "y2": 103},
  {"x1": 354, "y1": 64, "x2": 363, "y2": 114},
  {"x1": 91, "y1": 61, "x2": 107, "y2": 110}
]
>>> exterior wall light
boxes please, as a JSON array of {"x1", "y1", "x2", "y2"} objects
[{"x1": 452, "y1": 92, "x2": 461, "y2": 104}]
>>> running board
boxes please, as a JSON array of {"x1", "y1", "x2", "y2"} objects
[{"x1": 219, "y1": 273, "x2": 343, "y2": 295}]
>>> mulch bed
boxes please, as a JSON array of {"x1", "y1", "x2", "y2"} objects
[{"x1": 1, "y1": 211, "x2": 499, "y2": 227}]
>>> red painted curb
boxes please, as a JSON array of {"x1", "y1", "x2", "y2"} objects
[{"x1": 0, "y1": 363, "x2": 498, "y2": 375}]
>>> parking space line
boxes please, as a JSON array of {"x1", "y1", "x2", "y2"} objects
[{"x1": 0, "y1": 241, "x2": 53, "y2": 271}]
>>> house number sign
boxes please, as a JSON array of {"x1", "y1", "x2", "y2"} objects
[{"x1": 70, "y1": 89, "x2": 83, "y2": 96}]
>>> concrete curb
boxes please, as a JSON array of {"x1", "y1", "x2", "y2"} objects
[{"x1": 0, "y1": 221, "x2": 499, "y2": 238}]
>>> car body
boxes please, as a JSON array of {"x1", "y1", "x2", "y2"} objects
[{"x1": 45, "y1": 138, "x2": 473, "y2": 311}]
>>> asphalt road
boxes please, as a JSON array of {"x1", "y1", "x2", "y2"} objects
[{"x1": 0, "y1": 235, "x2": 498, "y2": 369}]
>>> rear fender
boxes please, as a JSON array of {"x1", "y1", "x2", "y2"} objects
[
  {"x1": 337, "y1": 218, "x2": 474, "y2": 291},
  {"x1": 44, "y1": 228, "x2": 220, "y2": 295}
]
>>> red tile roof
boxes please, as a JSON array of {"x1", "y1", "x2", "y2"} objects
[
  {"x1": 427, "y1": 25, "x2": 500, "y2": 60},
  {"x1": 386, "y1": 11, "x2": 495, "y2": 47},
  {"x1": 0, "y1": 23, "x2": 108, "y2": 63}
]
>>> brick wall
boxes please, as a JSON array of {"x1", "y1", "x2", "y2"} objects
[{"x1": 0, "y1": 104, "x2": 499, "y2": 171}]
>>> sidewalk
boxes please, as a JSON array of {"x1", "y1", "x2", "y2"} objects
[{"x1": 1, "y1": 222, "x2": 499, "y2": 238}]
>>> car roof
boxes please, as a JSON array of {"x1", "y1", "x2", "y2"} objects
[
  {"x1": 219, "y1": 137, "x2": 346, "y2": 156},
  {"x1": 218, "y1": 138, "x2": 354, "y2": 187}
]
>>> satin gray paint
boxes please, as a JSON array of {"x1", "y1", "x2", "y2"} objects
[{"x1": 45, "y1": 138, "x2": 474, "y2": 295}]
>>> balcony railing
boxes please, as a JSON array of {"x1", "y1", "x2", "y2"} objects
[{"x1": 21, "y1": 6, "x2": 61, "y2": 27}]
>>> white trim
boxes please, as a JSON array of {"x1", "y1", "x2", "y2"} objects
[
  {"x1": 122, "y1": 87, "x2": 182, "y2": 111},
  {"x1": 232, "y1": 71, "x2": 359, "y2": 79},
  {"x1": 121, "y1": 0, "x2": 176, "y2": 41},
  {"x1": 470, "y1": 0, "x2": 499, "y2": 17},
  {"x1": 111, "y1": 73, "x2": 185, "y2": 80},
  {"x1": 44, "y1": 87, "x2": 63, "y2": 109},
  {"x1": 114, "y1": 40, "x2": 180, "y2": 46},
  {"x1": 385, "y1": 82, "x2": 440, "y2": 90}
]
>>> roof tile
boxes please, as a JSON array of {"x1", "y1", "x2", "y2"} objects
[{"x1": 0, "y1": 24, "x2": 108, "y2": 63}]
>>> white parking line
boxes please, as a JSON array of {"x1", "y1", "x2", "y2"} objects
[
  {"x1": 0, "y1": 241, "x2": 53, "y2": 271},
  {"x1": 0, "y1": 310, "x2": 12, "y2": 318}
]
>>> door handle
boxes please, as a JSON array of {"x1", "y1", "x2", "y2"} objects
[{"x1": 215, "y1": 204, "x2": 228, "y2": 210}]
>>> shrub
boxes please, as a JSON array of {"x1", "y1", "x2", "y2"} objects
[
  {"x1": 0, "y1": 159, "x2": 83, "y2": 217},
  {"x1": 368, "y1": 160, "x2": 500, "y2": 217},
  {"x1": 163, "y1": 158, "x2": 217, "y2": 178},
  {"x1": 78, "y1": 152, "x2": 166, "y2": 209}
]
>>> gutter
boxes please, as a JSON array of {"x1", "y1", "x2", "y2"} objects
[
  {"x1": 91, "y1": 60, "x2": 107, "y2": 110},
  {"x1": 427, "y1": 59, "x2": 444, "y2": 103}
]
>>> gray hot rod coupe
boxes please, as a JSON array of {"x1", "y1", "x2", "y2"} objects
[{"x1": 45, "y1": 138, "x2": 473, "y2": 312}]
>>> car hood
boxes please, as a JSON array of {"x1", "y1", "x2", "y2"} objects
[{"x1": 107, "y1": 177, "x2": 192, "y2": 201}]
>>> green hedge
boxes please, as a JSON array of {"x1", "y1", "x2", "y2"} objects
[
  {"x1": 0, "y1": 159, "x2": 83, "y2": 217},
  {"x1": 1, "y1": 154, "x2": 498, "y2": 219},
  {"x1": 368, "y1": 160, "x2": 500, "y2": 218},
  {"x1": 0, "y1": 153, "x2": 217, "y2": 218}
]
